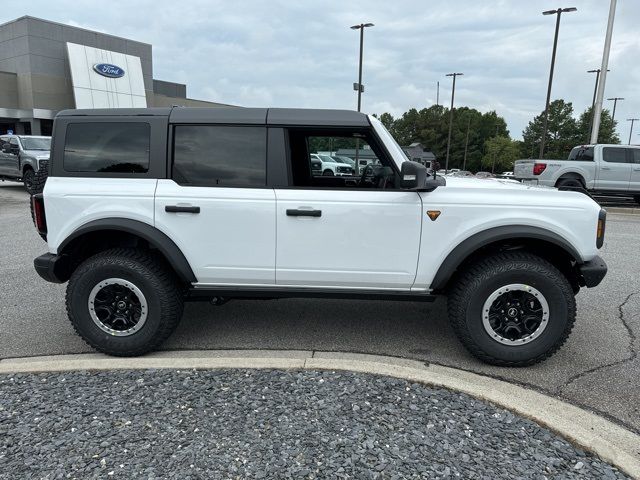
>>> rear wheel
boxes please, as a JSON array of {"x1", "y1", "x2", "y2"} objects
[
  {"x1": 556, "y1": 177, "x2": 583, "y2": 189},
  {"x1": 66, "y1": 248, "x2": 184, "y2": 356},
  {"x1": 448, "y1": 252, "x2": 576, "y2": 366},
  {"x1": 633, "y1": 195, "x2": 640, "y2": 205}
]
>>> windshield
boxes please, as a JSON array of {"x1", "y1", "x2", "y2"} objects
[
  {"x1": 21, "y1": 137, "x2": 51, "y2": 151},
  {"x1": 319, "y1": 155, "x2": 335, "y2": 163},
  {"x1": 331, "y1": 157, "x2": 348, "y2": 164},
  {"x1": 368, "y1": 116, "x2": 408, "y2": 169}
]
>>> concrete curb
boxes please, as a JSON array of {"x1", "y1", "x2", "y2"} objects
[
  {"x1": 607, "y1": 207, "x2": 640, "y2": 216},
  {"x1": 1, "y1": 350, "x2": 638, "y2": 479}
]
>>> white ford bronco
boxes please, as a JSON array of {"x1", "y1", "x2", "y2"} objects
[{"x1": 31, "y1": 107, "x2": 607, "y2": 366}]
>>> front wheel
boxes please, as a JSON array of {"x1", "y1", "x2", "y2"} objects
[
  {"x1": 23, "y1": 169, "x2": 35, "y2": 193},
  {"x1": 322, "y1": 169, "x2": 334, "y2": 176},
  {"x1": 448, "y1": 252, "x2": 576, "y2": 366},
  {"x1": 66, "y1": 248, "x2": 184, "y2": 356}
]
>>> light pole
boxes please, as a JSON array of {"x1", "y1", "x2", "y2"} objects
[
  {"x1": 539, "y1": 7, "x2": 577, "y2": 159},
  {"x1": 351, "y1": 22, "x2": 373, "y2": 176},
  {"x1": 351, "y1": 23, "x2": 374, "y2": 113},
  {"x1": 463, "y1": 116, "x2": 471, "y2": 171},
  {"x1": 627, "y1": 118, "x2": 639, "y2": 145},
  {"x1": 444, "y1": 72, "x2": 463, "y2": 172},
  {"x1": 607, "y1": 97, "x2": 624, "y2": 122},
  {"x1": 587, "y1": 68, "x2": 609, "y2": 142}
]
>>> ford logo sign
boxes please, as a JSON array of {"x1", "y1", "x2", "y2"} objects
[{"x1": 93, "y1": 63, "x2": 125, "y2": 78}]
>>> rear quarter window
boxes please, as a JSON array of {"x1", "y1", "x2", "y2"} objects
[{"x1": 63, "y1": 123, "x2": 150, "y2": 173}]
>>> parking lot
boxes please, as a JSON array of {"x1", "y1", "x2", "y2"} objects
[{"x1": 1, "y1": 181, "x2": 638, "y2": 434}]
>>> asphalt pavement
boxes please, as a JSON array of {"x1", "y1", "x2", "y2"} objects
[{"x1": 1, "y1": 181, "x2": 638, "y2": 433}]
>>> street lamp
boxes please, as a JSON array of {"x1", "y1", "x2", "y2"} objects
[
  {"x1": 444, "y1": 72, "x2": 463, "y2": 172},
  {"x1": 587, "y1": 68, "x2": 609, "y2": 142},
  {"x1": 539, "y1": 7, "x2": 577, "y2": 159},
  {"x1": 627, "y1": 118, "x2": 639, "y2": 145},
  {"x1": 351, "y1": 22, "x2": 374, "y2": 176},
  {"x1": 350, "y1": 23, "x2": 374, "y2": 112},
  {"x1": 607, "y1": 97, "x2": 624, "y2": 122}
]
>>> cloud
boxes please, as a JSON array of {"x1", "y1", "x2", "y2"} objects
[{"x1": 2, "y1": 0, "x2": 638, "y2": 140}]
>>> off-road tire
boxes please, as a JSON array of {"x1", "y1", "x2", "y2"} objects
[
  {"x1": 66, "y1": 248, "x2": 184, "y2": 356},
  {"x1": 556, "y1": 177, "x2": 584, "y2": 189},
  {"x1": 448, "y1": 252, "x2": 576, "y2": 367},
  {"x1": 29, "y1": 160, "x2": 49, "y2": 240},
  {"x1": 22, "y1": 168, "x2": 35, "y2": 193}
]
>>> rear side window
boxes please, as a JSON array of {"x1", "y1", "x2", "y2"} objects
[
  {"x1": 64, "y1": 123, "x2": 150, "y2": 173},
  {"x1": 172, "y1": 125, "x2": 266, "y2": 187},
  {"x1": 602, "y1": 147, "x2": 628, "y2": 164},
  {"x1": 568, "y1": 146, "x2": 594, "y2": 161}
]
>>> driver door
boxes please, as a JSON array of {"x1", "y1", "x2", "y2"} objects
[{"x1": 274, "y1": 130, "x2": 423, "y2": 289}]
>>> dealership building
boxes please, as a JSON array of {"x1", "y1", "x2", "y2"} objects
[{"x1": 0, "y1": 16, "x2": 229, "y2": 136}]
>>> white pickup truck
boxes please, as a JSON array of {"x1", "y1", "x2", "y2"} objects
[{"x1": 514, "y1": 144, "x2": 640, "y2": 203}]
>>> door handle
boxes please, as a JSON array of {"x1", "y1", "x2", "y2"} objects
[
  {"x1": 600, "y1": 166, "x2": 611, "y2": 170},
  {"x1": 165, "y1": 205, "x2": 200, "y2": 214},
  {"x1": 633, "y1": 168, "x2": 640, "y2": 171},
  {"x1": 286, "y1": 208, "x2": 322, "y2": 217}
]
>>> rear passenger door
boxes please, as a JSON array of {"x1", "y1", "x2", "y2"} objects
[
  {"x1": 155, "y1": 124, "x2": 276, "y2": 286},
  {"x1": 596, "y1": 146, "x2": 631, "y2": 191},
  {"x1": 629, "y1": 148, "x2": 640, "y2": 193}
]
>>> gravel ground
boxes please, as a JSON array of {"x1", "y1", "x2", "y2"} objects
[{"x1": 0, "y1": 370, "x2": 629, "y2": 479}]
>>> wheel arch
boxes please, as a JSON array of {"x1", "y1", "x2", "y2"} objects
[
  {"x1": 555, "y1": 171, "x2": 586, "y2": 187},
  {"x1": 57, "y1": 218, "x2": 196, "y2": 284},
  {"x1": 430, "y1": 225, "x2": 582, "y2": 293}
]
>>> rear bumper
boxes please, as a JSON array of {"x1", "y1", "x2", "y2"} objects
[
  {"x1": 34, "y1": 253, "x2": 71, "y2": 284},
  {"x1": 578, "y1": 255, "x2": 607, "y2": 288}
]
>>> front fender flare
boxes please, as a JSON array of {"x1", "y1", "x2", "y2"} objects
[
  {"x1": 429, "y1": 225, "x2": 582, "y2": 291},
  {"x1": 58, "y1": 218, "x2": 197, "y2": 283}
]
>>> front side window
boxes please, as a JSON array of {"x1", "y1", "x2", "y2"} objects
[
  {"x1": 602, "y1": 147, "x2": 628, "y2": 164},
  {"x1": 21, "y1": 137, "x2": 51, "y2": 151},
  {"x1": 172, "y1": 125, "x2": 266, "y2": 187},
  {"x1": 64, "y1": 123, "x2": 150, "y2": 173}
]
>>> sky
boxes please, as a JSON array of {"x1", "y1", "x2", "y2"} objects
[{"x1": 3, "y1": 0, "x2": 640, "y2": 140}]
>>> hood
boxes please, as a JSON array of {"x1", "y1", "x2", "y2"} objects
[
  {"x1": 444, "y1": 176, "x2": 554, "y2": 192},
  {"x1": 24, "y1": 150, "x2": 50, "y2": 158}
]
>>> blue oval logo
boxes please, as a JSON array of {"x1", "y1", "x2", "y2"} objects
[{"x1": 93, "y1": 63, "x2": 125, "y2": 78}]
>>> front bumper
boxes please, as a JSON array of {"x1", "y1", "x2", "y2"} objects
[
  {"x1": 34, "y1": 253, "x2": 72, "y2": 284},
  {"x1": 578, "y1": 255, "x2": 607, "y2": 288}
]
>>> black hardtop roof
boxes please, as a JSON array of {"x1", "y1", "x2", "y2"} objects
[{"x1": 56, "y1": 107, "x2": 370, "y2": 127}]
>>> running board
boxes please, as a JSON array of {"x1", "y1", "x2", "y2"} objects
[{"x1": 186, "y1": 286, "x2": 437, "y2": 302}]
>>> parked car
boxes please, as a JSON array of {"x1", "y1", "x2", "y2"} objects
[
  {"x1": 514, "y1": 144, "x2": 640, "y2": 203},
  {"x1": 500, "y1": 171, "x2": 515, "y2": 179},
  {"x1": 31, "y1": 107, "x2": 606, "y2": 367},
  {"x1": 332, "y1": 155, "x2": 355, "y2": 167},
  {"x1": 475, "y1": 171, "x2": 495, "y2": 179},
  {"x1": 315, "y1": 153, "x2": 354, "y2": 176},
  {"x1": 449, "y1": 170, "x2": 474, "y2": 178},
  {"x1": 0, "y1": 134, "x2": 51, "y2": 192}
]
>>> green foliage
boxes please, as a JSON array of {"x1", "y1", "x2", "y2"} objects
[
  {"x1": 375, "y1": 105, "x2": 509, "y2": 172},
  {"x1": 521, "y1": 100, "x2": 619, "y2": 159},
  {"x1": 482, "y1": 136, "x2": 521, "y2": 173}
]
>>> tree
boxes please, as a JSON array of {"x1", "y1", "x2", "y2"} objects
[
  {"x1": 375, "y1": 105, "x2": 510, "y2": 172},
  {"x1": 576, "y1": 107, "x2": 619, "y2": 144},
  {"x1": 482, "y1": 136, "x2": 521, "y2": 173},
  {"x1": 521, "y1": 99, "x2": 580, "y2": 159}
]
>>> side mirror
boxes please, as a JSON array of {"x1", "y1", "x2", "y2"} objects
[
  {"x1": 400, "y1": 161, "x2": 444, "y2": 192},
  {"x1": 1, "y1": 145, "x2": 9, "y2": 154},
  {"x1": 9, "y1": 145, "x2": 19, "y2": 154}
]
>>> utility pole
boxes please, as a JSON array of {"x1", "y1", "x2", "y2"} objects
[
  {"x1": 627, "y1": 118, "x2": 639, "y2": 145},
  {"x1": 590, "y1": 0, "x2": 617, "y2": 144},
  {"x1": 463, "y1": 116, "x2": 471, "y2": 171},
  {"x1": 436, "y1": 81, "x2": 439, "y2": 106},
  {"x1": 587, "y1": 68, "x2": 609, "y2": 142},
  {"x1": 607, "y1": 97, "x2": 624, "y2": 122},
  {"x1": 444, "y1": 72, "x2": 463, "y2": 172},
  {"x1": 539, "y1": 7, "x2": 577, "y2": 159}
]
